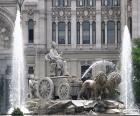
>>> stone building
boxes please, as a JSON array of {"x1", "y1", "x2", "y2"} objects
[
  {"x1": 0, "y1": 0, "x2": 139, "y2": 112},
  {"x1": 21, "y1": 0, "x2": 132, "y2": 79}
]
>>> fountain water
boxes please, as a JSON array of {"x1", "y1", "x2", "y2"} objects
[
  {"x1": 81, "y1": 60, "x2": 115, "y2": 79},
  {"x1": 9, "y1": 10, "x2": 28, "y2": 113},
  {"x1": 120, "y1": 25, "x2": 139, "y2": 114}
]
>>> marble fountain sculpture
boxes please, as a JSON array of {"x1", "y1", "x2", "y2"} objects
[
  {"x1": 27, "y1": 25, "x2": 139, "y2": 115},
  {"x1": 7, "y1": 1, "x2": 138, "y2": 114},
  {"x1": 27, "y1": 41, "x2": 126, "y2": 115}
]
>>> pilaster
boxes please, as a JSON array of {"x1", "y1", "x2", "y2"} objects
[{"x1": 96, "y1": 0, "x2": 101, "y2": 48}]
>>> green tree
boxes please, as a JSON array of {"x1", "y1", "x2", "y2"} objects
[{"x1": 132, "y1": 39, "x2": 140, "y2": 102}]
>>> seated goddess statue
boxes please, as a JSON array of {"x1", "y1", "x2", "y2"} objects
[{"x1": 45, "y1": 41, "x2": 69, "y2": 76}]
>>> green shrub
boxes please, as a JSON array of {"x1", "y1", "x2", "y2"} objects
[{"x1": 11, "y1": 108, "x2": 24, "y2": 116}]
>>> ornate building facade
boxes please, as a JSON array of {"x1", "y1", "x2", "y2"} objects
[
  {"x1": 21, "y1": 0, "x2": 132, "y2": 79},
  {"x1": 0, "y1": 0, "x2": 139, "y2": 112}
]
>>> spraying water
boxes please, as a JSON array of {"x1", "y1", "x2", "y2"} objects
[
  {"x1": 81, "y1": 60, "x2": 114, "y2": 79},
  {"x1": 120, "y1": 26, "x2": 138, "y2": 114},
  {"x1": 9, "y1": 10, "x2": 28, "y2": 113}
]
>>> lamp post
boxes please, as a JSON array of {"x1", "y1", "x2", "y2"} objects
[{"x1": 17, "y1": 0, "x2": 25, "y2": 12}]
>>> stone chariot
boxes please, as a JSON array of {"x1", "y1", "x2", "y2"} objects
[{"x1": 37, "y1": 75, "x2": 82, "y2": 100}]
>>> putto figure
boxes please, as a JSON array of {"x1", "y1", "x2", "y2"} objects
[{"x1": 45, "y1": 41, "x2": 69, "y2": 76}]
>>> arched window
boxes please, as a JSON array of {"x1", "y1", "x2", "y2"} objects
[
  {"x1": 82, "y1": 21, "x2": 90, "y2": 44},
  {"x1": 58, "y1": 22, "x2": 65, "y2": 44},
  {"x1": 58, "y1": 0, "x2": 64, "y2": 7},
  {"x1": 101, "y1": 21, "x2": 105, "y2": 44},
  {"x1": 77, "y1": 22, "x2": 80, "y2": 44},
  {"x1": 28, "y1": 19, "x2": 34, "y2": 43},
  {"x1": 117, "y1": 21, "x2": 121, "y2": 43},
  {"x1": 52, "y1": 22, "x2": 56, "y2": 42},
  {"x1": 128, "y1": 17, "x2": 132, "y2": 37},
  {"x1": 68, "y1": 22, "x2": 71, "y2": 44},
  {"x1": 92, "y1": 21, "x2": 96, "y2": 44},
  {"x1": 107, "y1": 21, "x2": 115, "y2": 44}
]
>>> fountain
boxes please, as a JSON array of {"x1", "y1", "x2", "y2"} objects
[
  {"x1": 120, "y1": 25, "x2": 139, "y2": 114},
  {"x1": 81, "y1": 60, "x2": 115, "y2": 79},
  {"x1": 9, "y1": 1, "x2": 29, "y2": 114}
]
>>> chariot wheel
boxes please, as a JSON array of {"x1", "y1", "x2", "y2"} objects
[
  {"x1": 57, "y1": 83, "x2": 70, "y2": 100},
  {"x1": 37, "y1": 77, "x2": 54, "y2": 100}
]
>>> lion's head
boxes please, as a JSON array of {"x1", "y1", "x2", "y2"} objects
[
  {"x1": 94, "y1": 71, "x2": 107, "y2": 87},
  {"x1": 107, "y1": 72, "x2": 121, "y2": 88}
]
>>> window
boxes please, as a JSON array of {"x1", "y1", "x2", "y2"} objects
[
  {"x1": 82, "y1": 21, "x2": 90, "y2": 44},
  {"x1": 77, "y1": 0, "x2": 96, "y2": 6},
  {"x1": 107, "y1": 21, "x2": 115, "y2": 44},
  {"x1": 85, "y1": 0, "x2": 90, "y2": 6},
  {"x1": 68, "y1": 22, "x2": 71, "y2": 44},
  {"x1": 92, "y1": 21, "x2": 96, "y2": 44},
  {"x1": 52, "y1": 0, "x2": 56, "y2": 6},
  {"x1": 113, "y1": 0, "x2": 120, "y2": 6},
  {"x1": 52, "y1": 22, "x2": 56, "y2": 42},
  {"x1": 5, "y1": 65, "x2": 11, "y2": 75},
  {"x1": 58, "y1": 0, "x2": 64, "y2": 7},
  {"x1": 128, "y1": 17, "x2": 132, "y2": 38},
  {"x1": 77, "y1": 0, "x2": 84, "y2": 6},
  {"x1": 92, "y1": 0, "x2": 96, "y2": 6},
  {"x1": 81, "y1": 65, "x2": 92, "y2": 81},
  {"x1": 101, "y1": 21, "x2": 105, "y2": 44},
  {"x1": 101, "y1": 0, "x2": 105, "y2": 6},
  {"x1": 28, "y1": 19, "x2": 34, "y2": 43},
  {"x1": 28, "y1": 66, "x2": 34, "y2": 74},
  {"x1": 117, "y1": 21, "x2": 121, "y2": 43},
  {"x1": 102, "y1": 0, "x2": 120, "y2": 6},
  {"x1": 77, "y1": 22, "x2": 80, "y2": 44},
  {"x1": 58, "y1": 22, "x2": 65, "y2": 44}
]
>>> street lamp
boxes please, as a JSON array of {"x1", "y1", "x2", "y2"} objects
[{"x1": 17, "y1": 0, "x2": 25, "y2": 12}]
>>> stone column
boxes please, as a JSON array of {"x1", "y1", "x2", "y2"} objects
[
  {"x1": 46, "y1": 0, "x2": 52, "y2": 48},
  {"x1": 115, "y1": 20, "x2": 117, "y2": 44},
  {"x1": 71, "y1": 0, "x2": 76, "y2": 48},
  {"x1": 21, "y1": 14, "x2": 28, "y2": 45},
  {"x1": 39, "y1": 55, "x2": 46, "y2": 77},
  {"x1": 65, "y1": 20, "x2": 68, "y2": 45},
  {"x1": 96, "y1": 0, "x2": 101, "y2": 48},
  {"x1": 56, "y1": 20, "x2": 58, "y2": 44},
  {"x1": 80, "y1": 21, "x2": 83, "y2": 45},
  {"x1": 38, "y1": 0, "x2": 46, "y2": 48},
  {"x1": 105, "y1": 20, "x2": 107, "y2": 45},
  {"x1": 90, "y1": 20, "x2": 93, "y2": 45},
  {"x1": 121, "y1": 0, "x2": 127, "y2": 34}
]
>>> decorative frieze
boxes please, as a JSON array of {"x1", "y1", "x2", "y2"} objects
[
  {"x1": 76, "y1": 7, "x2": 96, "y2": 20},
  {"x1": 52, "y1": 7, "x2": 71, "y2": 20},
  {"x1": 101, "y1": 6, "x2": 121, "y2": 20}
]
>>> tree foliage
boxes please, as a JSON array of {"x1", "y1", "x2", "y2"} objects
[{"x1": 132, "y1": 39, "x2": 140, "y2": 102}]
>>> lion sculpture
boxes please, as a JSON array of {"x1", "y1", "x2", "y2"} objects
[
  {"x1": 106, "y1": 72, "x2": 121, "y2": 99},
  {"x1": 79, "y1": 71, "x2": 107, "y2": 100},
  {"x1": 79, "y1": 71, "x2": 121, "y2": 100}
]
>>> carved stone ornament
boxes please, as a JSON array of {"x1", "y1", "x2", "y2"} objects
[
  {"x1": 84, "y1": 10, "x2": 89, "y2": 16},
  {"x1": 0, "y1": 18, "x2": 11, "y2": 48},
  {"x1": 59, "y1": 10, "x2": 64, "y2": 17},
  {"x1": 109, "y1": 9, "x2": 113, "y2": 16}
]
